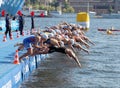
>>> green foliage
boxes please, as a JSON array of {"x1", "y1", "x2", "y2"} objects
[
  {"x1": 108, "y1": 5, "x2": 114, "y2": 14},
  {"x1": 24, "y1": 0, "x2": 75, "y2": 13},
  {"x1": 62, "y1": 1, "x2": 74, "y2": 13},
  {"x1": 63, "y1": 1, "x2": 70, "y2": 8},
  {"x1": 66, "y1": 6, "x2": 75, "y2": 13},
  {"x1": 49, "y1": 0, "x2": 59, "y2": 10},
  {"x1": 63, "y1": 6, "x2": 74, "y2": 13}
]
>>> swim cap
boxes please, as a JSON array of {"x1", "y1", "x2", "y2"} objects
[
  {"x1": 70, "y1": 39, "x2": 75, "y2": 45},
  {"x1": 73, "y1": 31, "x2": 78, "y2": 35},
  {"x1": 70, "y1": 23, "x2": 76, "y2": 26},
  {"x1": 77, "y1": 25, "x2": 82, "y2": 28},
  {"x1": 65, "y1": 35, "x2": 69, "y2": 39},
  {"x1": 51, "y1": 30, "x2": 56, "y2": 35},
  {"x1": 56, "y1": 29, "x2": 61, "y2": 34},
  {"x1": 57, "y1": 35, "x2": 61, "y2": 39},
  {"x1": 48, "y1": 33, "x2": 54, "y2": 38},
  {"x1": 41, "y1": 33, "x2": 48, "y2": 40},
  {"x1": 60, "y1": 41, "x2": 64, "y2": 47},
  {"x1": 63, "y1": 26, "x2": 69, "y2": 29},
  {"x1": 69, "y1": 26, "x2": 72, "y2": 30},
  {"x1": 65, "y1": 30, "x2": 68, "y2": 34}
]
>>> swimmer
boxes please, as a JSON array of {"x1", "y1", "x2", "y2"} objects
[{"x1": 14, "y1": 34, "x2": 42, "y2": 61}]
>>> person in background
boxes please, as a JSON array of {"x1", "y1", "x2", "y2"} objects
[
  {"x1": 5, "y1": 13, "x2": 11, "y2": 38},
  {"x1": 30, "y1": 11, "x2": 35, "y2": 34},
  {"x1": 18, "y1": 14, "x2": 24, "y2": 35},
  {"x1": 31, "y1": 16, "x2": 34, "y2": 33}
]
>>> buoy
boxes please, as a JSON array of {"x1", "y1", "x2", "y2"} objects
[
  {"x1": 3, "y1": 35, "x2": 7, "y2": 42},
  {"x1": 76, "y1": 12, "x2": 90, "y2": 30},
  {"x1": 107, "y1": 30, "x2": 112, "y2": 35},
  {"x1": 13, "y1": 50, "x2": 20, "y2": 64}
]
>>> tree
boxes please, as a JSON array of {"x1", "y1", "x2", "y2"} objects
[
  {"x1": 63, "y1": 1, "x2": 69, "y2": 9},
  {"x1": 50, "y1": 0, "x2": 59, "y2": 10},
  {"x1": 108, "y1": 5, "x2": 114, "y2": 14},
  {"x1": 62, "y1": 1, "x2": 74, "y2": 13}
]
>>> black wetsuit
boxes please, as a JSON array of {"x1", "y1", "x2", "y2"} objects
[
  {"x1": 31, "y1": 16, "x2": 34, "y2": 29},
  {"x1": 31, "y1": 16, "x2": 34, "y2": 34},
  {"x1": 44, "y1": 39, "x2": 51, "y2": 44},
  {"x1": 19, "y1": 15, "x2": 24, "y2": 35},
  {"x1": 44, "y1": 39, "x2": 66, "y2": 54},
  {"x1": 48, "y1": 46, "x2": 66, "y2": 54},
  {"x1": 5, "y1": 14, "x2": 11, "y2": 38}
]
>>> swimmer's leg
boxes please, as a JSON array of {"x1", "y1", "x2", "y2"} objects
[
  {"x1": 14, "y1": 43, "x2": 23, "y2": 47},
  {"x1": 32, "y1": 47, "x2": 49, "y2": 55},
  {"x1": 14, "y1": 43, "x2": 24, "y2": 51},
  {"x1": 19, "y1": 48, "x2": 33, "y2": 61},
  {"x1": 75, "y1": 44, "x2": 89, "y2": 54}
]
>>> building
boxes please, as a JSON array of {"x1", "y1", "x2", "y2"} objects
[
  {"x1": 67, "y1": 0, "x2": 120, "y2": 15},
  {"x1": 36, "y1": 0, "x2": 120, "y2": 15}
]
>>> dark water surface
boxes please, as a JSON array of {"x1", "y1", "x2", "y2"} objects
[{"x1": 20, "y1": 15, "x2": 120, "y2": 88}]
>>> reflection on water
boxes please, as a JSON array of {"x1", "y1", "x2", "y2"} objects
[{"x1": 20, "y1": 16, "x2": 120, "y2": 88}]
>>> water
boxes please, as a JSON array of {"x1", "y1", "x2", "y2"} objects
[{"x1": 20, "y1": 15, "x2": 120, "y2": 88}]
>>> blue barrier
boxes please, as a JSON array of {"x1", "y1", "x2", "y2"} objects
[
  {"x1": 11, "y1": 65, "x2": 22, "y2": 88},
  {"x1": 21, "y1": 58, "x2": 30, "y2": 81},
  {"x1": 35, "y1": 55, "x2": 41, "y2": 68},
  {"x1": 40, "y1": 54, "x2": 46, "y2": 60},
  {"x1": 0, "y1": 72, "x2": 12, "y2": 88},
  {"x1": 0, "y1": 64, "x2": 22, "y2": 88},
  {"x1": 0, "y1": 55, "x2": 47, "y2": 88},
  {"x1": 29, "y1": 56, "x2": 36, "y2": 73}
]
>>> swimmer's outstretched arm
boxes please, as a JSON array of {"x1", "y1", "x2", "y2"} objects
[
  {"x1": 78, "y1": 37, "x2": 90, "y2": 48},
  {"x1": 74, "y1": 56, "x2": 81, "y2": 68},
  {"x1": 65, "y1": 49, "x2": 81, "y2": 68},
  {"x1": 83, "y1": 36, "x2": 95, "y2": 45},
  {"x1": 74, "y1": 43, "x2": 89, "y2": 54}
]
